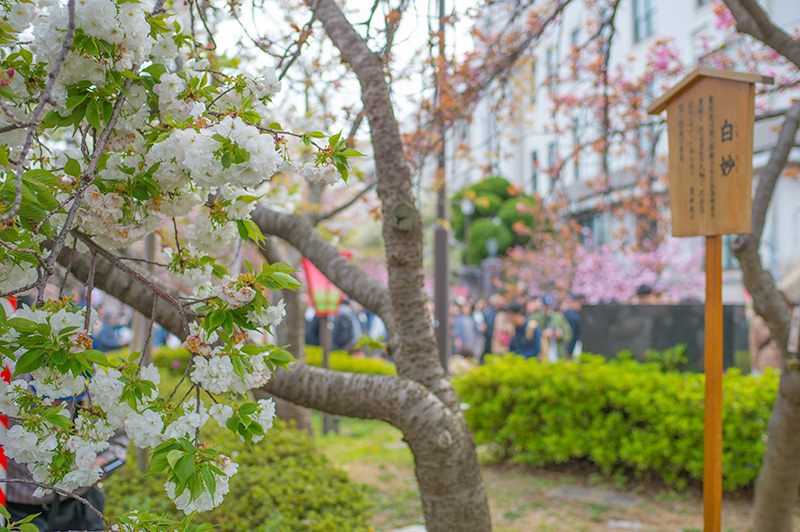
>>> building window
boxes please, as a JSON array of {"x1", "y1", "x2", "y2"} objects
[
  {"x1": 546, "y1": 47, "x2": 556, "y2": 91},
  {"x1": 531, "y1": 151, "x2": 539, "y2": 193},
  {"x1": 547, "y1": 141, "x2": 557, "y2": 176},
  {"x1": 577, "y1": 213, "x2": 606, "y2": 247},
  {"x1": 571, "y1": 27, "x2": 580, "y2": 48},
  {"x1": 634, "y1": 0, "x2": 656, "y2": 43}
]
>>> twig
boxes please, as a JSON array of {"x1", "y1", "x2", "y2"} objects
[
  {"x1": 0, "y1": 0, "x2": 77, "y2": 225},
  {"x1": 0, "y1": 478, "x2": 110, "y2": 530},
  {"x1": 82, "y1": 252, "x2": 96, "y2": 329},
  {"x1": 59, "y1": 238, "x2": 78, "y2": 297},
  {"x1": 313, "y1": 179, "x2": 376, "y2": 224}
]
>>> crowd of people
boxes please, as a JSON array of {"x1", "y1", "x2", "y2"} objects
[
  {"x1": 303, "y1": 292, "x2": 586, "y2": 373},
  {"x1": 445, "y1": 293, "x2": 584, "y2": 372}
]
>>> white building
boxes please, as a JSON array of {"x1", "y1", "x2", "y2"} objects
[{"x1": 449, "y1": 0, "x2": 800, "y2": 302}]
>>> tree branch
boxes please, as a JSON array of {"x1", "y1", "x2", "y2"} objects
[
  {"x1": 723, "y1": 0, "x2": 800, "y2": 70},
  {"x1": 311, "y1": 179, "x2": 377, "y2": 224},
  {"x1": 250, "y1": 205, "x2": 396, "y2": 341}
]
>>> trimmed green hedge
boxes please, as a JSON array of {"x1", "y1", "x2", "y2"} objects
[
  {"x1": 146, "y1": 345, "x2": 396, "y2": 377},
  {"x1": 305, "y1": 345, "x2": 397, "y2": 376},
  {"x1": 453, "y1": 354, "x2": 779, "y2": 490},
  {"x1": 104, "y1": 420, "x2": 374, "y2": 531}
]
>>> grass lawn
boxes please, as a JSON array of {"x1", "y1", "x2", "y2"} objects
[{"x1": 311, "y1": 413, "x2": 800, "y2": 532}]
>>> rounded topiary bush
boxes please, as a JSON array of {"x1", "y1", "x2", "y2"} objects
[
  {"x1": 104, "y1": 420, "x2": 374, "y2": 531},
  {"x1": 470, "y1": 175, "x2": 512, "y2": 200},
  {"x1": 465, "y1": 217, "x2": 514, "y2": 265},
  {"x1": 497, "y1": 196, "x2": 538, "y2": 246}
]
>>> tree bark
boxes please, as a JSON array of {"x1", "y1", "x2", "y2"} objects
[
  {"x1": 294, "y1": 1, "x2": 491, "y2": 529},
  {"x1": 259, "y1": 240, "x2": 313, "y2": 434},
  {"x1": 723, "y1": 2, "x2": 800, "y2": 528}
]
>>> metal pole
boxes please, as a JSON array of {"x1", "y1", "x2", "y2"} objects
[
  {"x1": 320, "y1": 316, "x2": 337, "y2": 434},
  {"x1": 434, "y1": 0, "x2": 450, "y2": 372},
  {"x1": 704, "y1": 235, "x2": 723, "y2": 532}
]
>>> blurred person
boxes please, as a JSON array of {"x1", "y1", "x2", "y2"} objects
[
  {"x1": 490, "y1": 303, "x2": 514, "y2": 356},
  {"x1": 453, "y1": 299, "x2": 479, "y2": 358},
  {"x1": 6, "y1": 374, "x2": 129, "y2": 531},
  {"x1": 332, "y1": 299, "x2": 362, "y2": 351},
  {"x1": 563, "y1": 294, "x2": 583, "y2": 357},
  {"x1": 531, "y1": 295, "x2": 572, "y2": 361},
  {"x1": 633, "y1": 284, "x2": 660, "y2": 304},
  {"x1": 748, "y1": 293, "x2": 791, "y2": 374},
  {"x1": 507, "y1": 302, "x2": 541, "y2": 359},
  {"x1": 481, "y1": 294, "x2": 505, "y2": 361}
]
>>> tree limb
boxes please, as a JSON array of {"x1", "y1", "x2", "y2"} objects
[
  {"x1": 723, "y1": 0, "x2": 800, "y2": 70},
  {"x1": 250, "y1": 205, "x2": 397, "y2": 342}
]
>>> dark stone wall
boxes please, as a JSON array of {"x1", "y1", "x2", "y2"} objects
[{"x1": 580, "y1": 304, "x2": 749, "y2": 372}]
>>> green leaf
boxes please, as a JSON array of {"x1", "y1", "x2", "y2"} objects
[
  {"x1": 14, "y1": 349, "x2": 45, "y2": 375},
  {"x1": 238, "y1": 403, "x2": 257, "y2": 416},
  {"x1": 205, "y1": 309, "x2": 226, "y2": 332},
  {"x1": 64, "y1": 158, "x2": 81, "y2": 177},
  {"x1": 308, "y1": 131, "x2": 325, "y2": 138},
  {"x1": 328, "y1": 132, "x2": 341, "y2": 147},
  {"x1": 167, "y1": 449, "x2": 183, "y2": 469},
  {"x1": 85, "y1": 100, "x2": 100, "y2": 129},
  {"x1": 340, "y1": 149, "x2": 364, "y2": 157},
  {"x1": 83, "y1": 349, "x2": 111, "y2": 366}
]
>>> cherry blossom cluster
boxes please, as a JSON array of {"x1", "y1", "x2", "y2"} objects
[{"x1": 0, "y1": 0, "x2": 358, "y2": 525}]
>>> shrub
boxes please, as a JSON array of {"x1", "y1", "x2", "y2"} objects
[
  {"x1": 497, "y1": 196, "x2": 538, "y2": 246},
  {"x1": 305, "y1": 345, "x2": 397, "y2": 376},
  {"x1": 104, "y1": 420, "x2": 374, "y2": 531},
  {"x1": 465, "y1": 217, "x2": 514, "y2": 265},
  {"x1": 453, "y1": 354, "x2": 778, "y2": 490}
]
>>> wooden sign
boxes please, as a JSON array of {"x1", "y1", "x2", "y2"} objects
[
  {"x1": 648, "y1": 67, "x2": 772, "y2": 532},
  {"x1": 648, "y1": 67, "x2": 772, "y2": 237}
]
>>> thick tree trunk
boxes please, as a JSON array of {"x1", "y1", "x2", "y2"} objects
[
  {"x1": 732, "y1": 98, "x2": 800, "y2": 532},
  {"x1": 719, "y1": 3, "x2": 800, "y2": 523},
  {"x1": 260, "y1": 241, "x2": 312, "y2": 434},
  {"x1": 59, "y1": 245, "x2": 491, "y2": 531},
  {"x1": 297, "y1": 1, "x2": 491, "y2": 529}
]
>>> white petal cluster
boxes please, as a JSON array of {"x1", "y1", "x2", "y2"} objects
[
  {"x1": 163, "y1": 397, "x2": 209, "y2": 440},
  {"x1": 247, "y1": 67, "x2": 281, "y2": 100},
  {"x1": 216, "y1": 276, "x2": 256, "y2": 308},
  {"x1": 250, "y1": 398, "x2": 276, "y2": 443},
  {"x1": 0, "y1": 263, "x2": 38, "y2": 294},
  {"x1": 299, "y1": 161, "x2": 340, "y2": 185},
  {"x1": 246, "y1": 299, "x2": 286, "y2": 329},
  {"x1": 148, "y1": 116, "x2": 281, "y2": 191},
  {"x1": 191, "y1": 353, "x2": 272, "y2": 395},
  {"x1": 186, "y1": 216, "x2": 238, "y2": 255},
  {"x1": 165, "y1": 454, "x2": 238, "y2": 514},
  {"x1": 163, "y1": 247, "x2": 213, "y2": 290},
  {"x1": 78, "y1": 185, "x2": 160, "y2": 249}
]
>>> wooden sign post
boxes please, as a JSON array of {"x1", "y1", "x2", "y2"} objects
[{"x1": 648, "y1": 67, "x2": 772, "y2": 532}]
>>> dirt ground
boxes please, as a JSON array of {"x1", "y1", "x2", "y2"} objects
[{"x1": 316, "y1": 416, "x2": 800, "y2": 532}]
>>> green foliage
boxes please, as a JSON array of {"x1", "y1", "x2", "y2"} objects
[
  {"x1": 453, "y1": 354, "x2": 778, "y2": 490},
  {"x1": 451, "y1": 176, "x2": 541, "y2": 264},
  {"x1": 497, "y1": 196, "x2": 537, "y2": 246},
  {"x1": 104, "y1": 421, "x2": 374, "y2": 532},
  {"x1": 470, "y1": 176, "x2": 513, "y2": 200},
  {"x1": 642, "y1": 344, "x2": 688, "y2": 372},
  {"x1": 305, "y1": 346, "x2": 397, "y2": 376},
  {"x1": 465, "y1": 217, "x2": 514, "y2": 265},
  {"x1": 149, "y1": 345, "x2": 396, "y2": 377}
]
